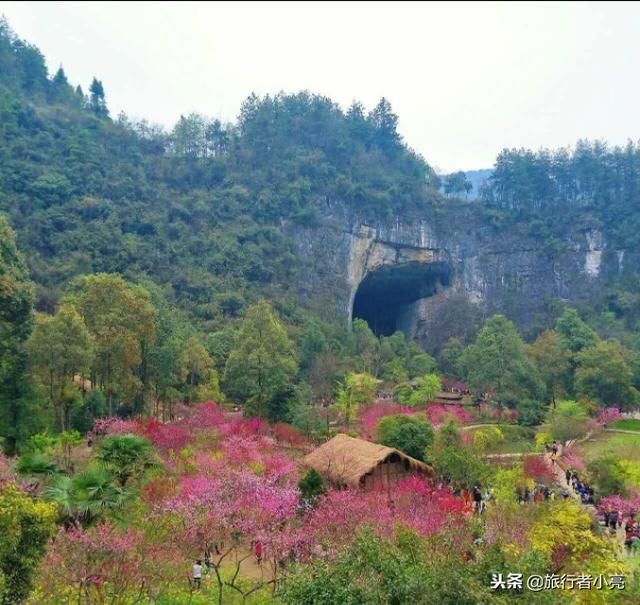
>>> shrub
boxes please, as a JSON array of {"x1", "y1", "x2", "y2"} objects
[{"x1": 377, "y1": 414, "x2": 434, "y2": 461}]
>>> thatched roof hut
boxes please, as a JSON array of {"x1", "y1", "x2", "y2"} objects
[{"x1": 303, "y1": 434, "x2": 433, "y2": 488}]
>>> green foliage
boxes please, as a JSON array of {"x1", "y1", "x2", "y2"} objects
[
  {"x1": 223, "y1": 300, "x2": 297, "y2": 421},
  {"x1": 528, "y1": 330, "x2": 570, "y2": 404},
  {"x1": 397, "y1": 373, "x2": 442, "y2": 407},
  {"x1": 516, "y1": 399, "x2": 547, "y2": 427},
  {"x1": 45, "y1": 465, "x2": 132, "y2": 526},
  {"x1": 461, "y1": 315, "x2": 543, "y2": 404},
  {"x1": 587, "y1": 453, "x2": 630, "y2": 497},
  {"x1": 426, "y1": 421, "x2": 492, "y2": 489},
  {"x1": 95, "y1": 434, "x2": 155, "y2": 486},
  {"x1": 0, "y1": 484, "x2": 56, "y2": 605},
  {"x1": 279, "y1": 527, "x2": 503, "y2": 605},
  {"x1": 0, "y1": 216, "x2": 37, "y2": 455},
  {"x1": 298, "y1": 468, "x2": 326, "y2": 502},
  {"x1": 335, "y1": 372, "x2": 378, "y2": 424},
  {"x1": 555, "y1": 308, "x2": 599, "y2": 355},
  {"x1": 574, "y1": 340, "x2": 638, "y2": 408},
  {"x1": 26, "y1": 305, "x2": 93, "y2": 431},
  {"x1": 544, "y1": 400, "x2": 591, "y2": 443},
  {"x1": 70, "y1": 389, "x2": 107, "y2": 433},
  {"x1": 376, "y1": 414, "x2": 434, "y2": 461}
]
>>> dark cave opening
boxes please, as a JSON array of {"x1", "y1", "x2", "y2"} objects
[{"x1": 352, "y1": 261, "x2": 451, "y2": 337}]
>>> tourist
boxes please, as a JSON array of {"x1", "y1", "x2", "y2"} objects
[
  {"x1": 472, "y1": 485, "x2": 482, "y2": 513},
  {"x1": 193, "y1": 560, "x2": 203, "y2": 590},
  {"x1": 254, "y1": 539, "x2": 264, "y2": 564}
]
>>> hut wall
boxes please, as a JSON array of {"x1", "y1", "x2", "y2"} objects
[{"x1": 362, "y1": 460, "x2": 408, "y2": 490}]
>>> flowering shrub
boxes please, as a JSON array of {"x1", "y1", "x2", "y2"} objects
[
  {"x1": 596, "y1": 407, "x2": 623, "y2": 426},
  {"x1": 523, "y1": 455, "x2": 555, "y2": 484},
  {"x1": 597, "y1": 491, "x2": 640, "y2": 516},
  {"x1": 272, "y1": 423, "x2": 305, "y2": 447},
  {"x1": 92, "y1": 417, "x2": 140, "y2": 437},
  {"x1": 424, "y1": 404, "x2": 473, "y2": 427},
  {"x1": 141, "y1": 419, "x2": 190, "y2": 453},
  {"x1": 359, "y1": 404, "x2": 414, "y2": 438},
  {"x1": 561, "y1": 449, "x2": 586, "y2": 472}
]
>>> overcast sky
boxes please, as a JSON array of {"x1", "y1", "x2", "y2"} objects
[{"x1": 2, "y1": 1, "x2": 640, "y2": 172}]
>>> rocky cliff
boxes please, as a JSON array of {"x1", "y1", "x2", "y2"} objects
[{"x1": 287, "y1": 205, "x2": 632, "y2": 348}]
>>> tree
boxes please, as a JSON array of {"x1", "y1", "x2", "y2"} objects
[
  {"x1": 460, "y1": 315, "x2": 543, "y2": 404},
  {"x1": 574, "y1": 341, "x2": 638, "y2": 408},
  {"x1": 439, "y1": 337, "x2": 465, "y2": 379},
  {"x1": 555, "y1": 308, "x2": 598, "y2": 354},
  {"x1": 335, "y1": 372, "x2": 378, "y2": 425},
  {"x1": 95, "y1": 434, "x2": 155, "y2": 487},
  {"x1": 68, "y1": 275, "x2": 156, "y2": 415},
  {"x1": 298, "y1": 469, "x2": 326, "y2": 503},
  {"x1": 45, "y1": 466, "x2": 131, "y2": 527},
  {"x1": 88, "y1": 77, "x2": 107, "y2": 115},
  {"x1": 0, "y1": 216, "x2": 37, "y2": 455},
  {"x1": 406, "y1": 374, "x2": 442, "y2": 407},
  {"x1": 444, "y1": 171, "x2": 472, "y2": 197},
  {"x1": 279, "y1": 527, "x2": 503, "y2": 605},
  {"x1": 587, "y1": 454, "x2": 630, "y2": 497},
  {"x1": 376, "y1": 414, "x2": 434, "y2": 461},
  {"x1": 368, "y1": 98, "x2": 401, "y2": 152},
  {"x1": 26, "y1": 306, "x2": 94, "y2": 431},
  {"x1": 0, "y1": 484, "x2": 56, "y2": 604},
  {"x1": 516, "y1": 399, "x2": 547, "y2": 426},
  {"x1": 426, "y1": 421, "x2": 491, "y2": 489},
  {"x1": 177, "y1": 336, "x2": 222, "y2": 403},
  {"x1": 545, "y1": 400, "x2": 591, "y2": 443},
  {"x1": 528, "y1": 330, "x2": 570, "y2": 405},
  {"x1": 223, "y1": 301, "x2": 297, "y2": 420}
]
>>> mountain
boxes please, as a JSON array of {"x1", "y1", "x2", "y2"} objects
[{"x1": 2, "y1": 17, "x2": 640, "y2": 348}]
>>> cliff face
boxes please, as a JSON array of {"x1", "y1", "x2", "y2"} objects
[{"x1": 287, "y1": 206, "x2": 632, "y2": 347}]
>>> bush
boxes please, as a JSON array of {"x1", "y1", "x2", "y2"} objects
[
  {"x1": 377, "y1": 414, "x2": 434, "y2": 461},
  {"x1": 298, "y1": 469, "x2": 326, "y2": 502},
  {"x1": 516, "y1": 399, "x2": 546, "y2": 426},
  {"x1": 587, "y1": 453, "x2": 630, "y2": 497}
]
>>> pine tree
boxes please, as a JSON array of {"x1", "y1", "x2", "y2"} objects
[{"x1": 89, "y1": 77, "x2": 108, "y2": 116}]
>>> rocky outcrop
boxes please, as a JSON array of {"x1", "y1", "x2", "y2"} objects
[{"x1": 286, "y1": 206, "x2": 632, "y2": 347}]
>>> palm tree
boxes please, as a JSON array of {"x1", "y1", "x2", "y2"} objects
[
  {"x1": 45, "y1": 466, "x2": 132, "y2": 527},
  {"x1": 95, "y1": 434, "x2": 156, "y2": 486}
]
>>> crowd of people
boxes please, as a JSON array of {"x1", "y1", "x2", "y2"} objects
[{"x1": 564, "y1": 469, "x2": 595, "y2": 505}]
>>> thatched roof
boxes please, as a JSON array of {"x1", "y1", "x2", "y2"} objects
[{"x1": 303, "y1": 433, "x2": 433, "y2": 487}]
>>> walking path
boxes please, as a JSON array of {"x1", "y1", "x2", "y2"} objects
[{"x1": 604, "y1": 428, "x2": 640, "y2": 435}]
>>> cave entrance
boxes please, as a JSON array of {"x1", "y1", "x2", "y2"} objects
[{"x1": 352, "y1": 261, "x2": 450, "y2": 337}]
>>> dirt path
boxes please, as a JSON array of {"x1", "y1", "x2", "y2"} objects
[{"x1": 604, "y1": 428, "x2": 640, "y2": 435}]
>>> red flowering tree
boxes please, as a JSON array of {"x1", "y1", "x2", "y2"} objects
[{"x1": 37, "y1": 522, "x2": 172, "y2": 605}]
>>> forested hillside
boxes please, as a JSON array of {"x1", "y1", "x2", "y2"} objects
[
  {"x1": 0, "y1": 17, "x2": 439, "y2": 328},
  {"x1": 3, "y1": 16, "x2": 640, "y2": 604}
]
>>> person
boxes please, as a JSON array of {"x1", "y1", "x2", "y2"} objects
[
  {"x1": 565, "y1": 469, "x2": 571, "y2": 485},
  {"x1": 193, "y1": 560, "x2": 203, "y2": 590},
  {"x1": 472, "y1": 485, "x2": 482, "y2": 513},
  {"x1": 551, "y1": 441, "x2": 559, "y2": 455},
  {"x1": 254, "y1": 539, "x2": 263, "y2": 565},
  {"x1": 625, "y1": 514, "x2": 639, "y2": 549},
  {"x1": 534, "y1": 487, "x2": 543, "y2": 504}
]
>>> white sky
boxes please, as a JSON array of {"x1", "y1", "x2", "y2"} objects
[{"x1": 2, "y1": 1, "x2": 640, "y2": 172}]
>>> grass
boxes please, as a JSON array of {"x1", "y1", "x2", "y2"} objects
[
  {"x1": 468, "y1": 424, "x2": 536, "y2": 454},
  {"x1": 609, "y1": 418, "x2": 640, "y2": 432},
  {"x1": 577, "y1": 432, "x2": 640, "y2": 463}
]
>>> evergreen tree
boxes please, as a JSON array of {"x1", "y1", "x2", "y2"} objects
[
  {"x1": 0, "y1": 216, "x2": 38, "y2": 454},
  {"x1": 89, "y1": 77, "x2": 108, "y2": 115}
]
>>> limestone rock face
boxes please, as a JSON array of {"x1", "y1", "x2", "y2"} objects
[{"x1": 286, "y1": 206, "x2": 631, "y2": 348}]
